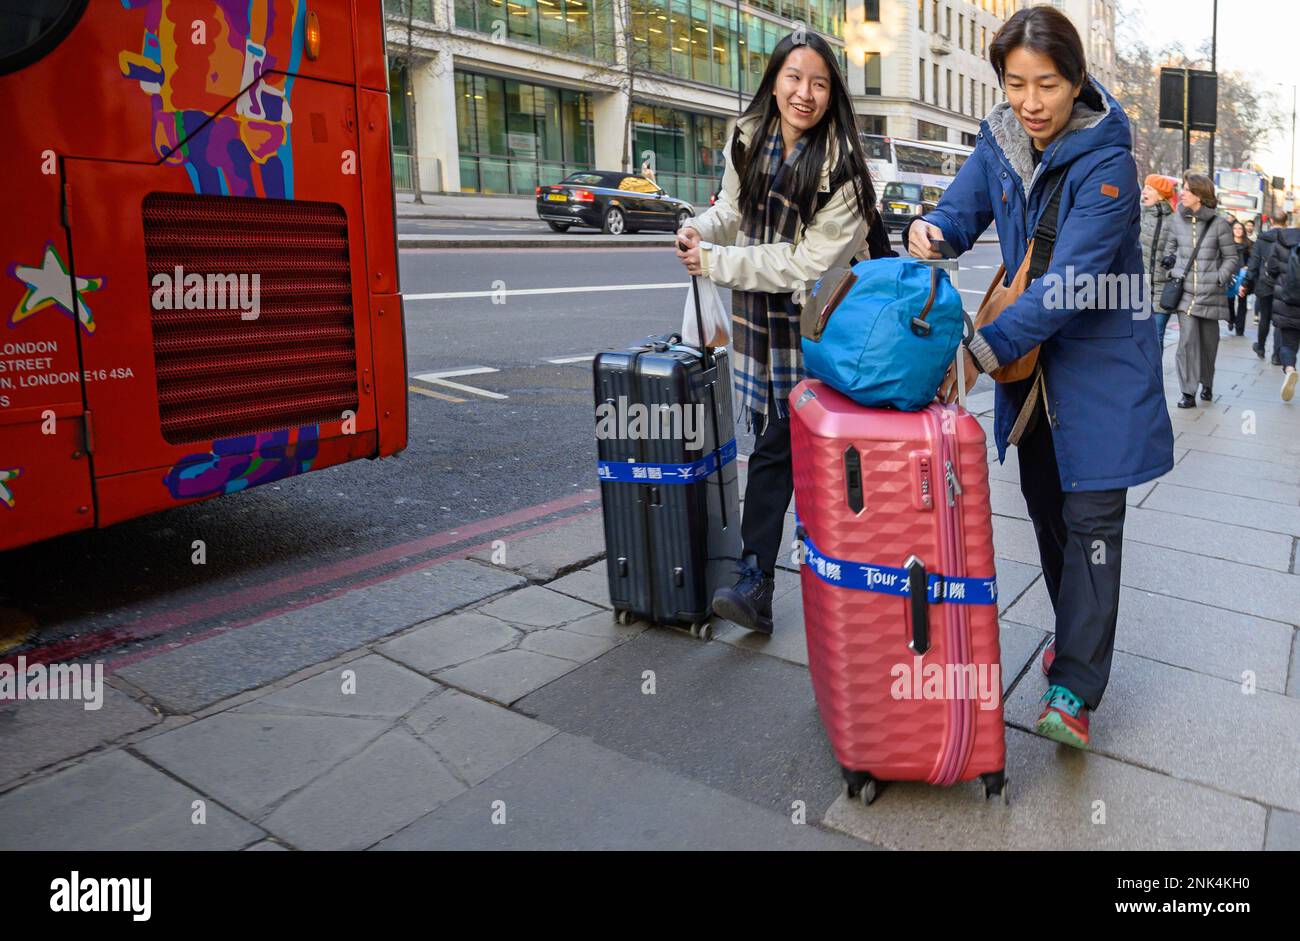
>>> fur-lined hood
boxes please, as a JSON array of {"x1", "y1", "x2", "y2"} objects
[{"x1": 981, "y1": 77, "x2": 1128, "y2": 197}]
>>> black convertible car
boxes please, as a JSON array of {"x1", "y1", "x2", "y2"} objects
[{"x1": 536, "y1": 171, "x2": 695, "y2": 234}]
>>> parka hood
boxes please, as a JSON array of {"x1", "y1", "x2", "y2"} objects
[{"x1": 982, "y1": 77, "x2": 1129, "y2": 197}]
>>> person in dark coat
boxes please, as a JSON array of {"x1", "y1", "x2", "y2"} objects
[
  {"x1": 1243, "y1": 208, "x2": 1296, "y2": 364},
  {"x1": 1264, "y1": 228, "x2": 1300, "y2": 401},
  {"x1": 905, "y1": 6, "x2": 1174, "y2": 749}
]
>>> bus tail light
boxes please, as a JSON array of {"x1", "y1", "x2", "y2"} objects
[{"x1": 305, "y1": 10, "x2": 322, "y2": 60}]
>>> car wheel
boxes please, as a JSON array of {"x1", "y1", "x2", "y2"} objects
[
  {"x1": 546, "y1": 221, "x2": 571, "y2": 232},
  {"x1": 602, "y1": 206, "x2": 626, "y2": 235},
  {"x1": 675, "y1": 209, "x2": 692, "y2": 231}
]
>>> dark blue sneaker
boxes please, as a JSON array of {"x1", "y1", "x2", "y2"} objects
[{"x1": 711, "y1": 553, "x2": 774, "y2": 634}]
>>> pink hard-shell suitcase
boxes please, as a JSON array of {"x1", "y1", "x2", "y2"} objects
[{"x1": 789, "y1": 378, "x2": 1007, "y2": 806}]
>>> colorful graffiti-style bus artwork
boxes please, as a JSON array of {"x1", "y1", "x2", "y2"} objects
[
  {"x1": 8, "y1": 243, "x2": 103, "y2": 335},
  {"x1": 118, "y1": 0, "x2": 303, "y2": 198},
  {"x1": 163, "y1": 425, "x2": 320, "y2": 501}
]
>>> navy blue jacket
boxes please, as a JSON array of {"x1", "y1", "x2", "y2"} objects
[{"x1": 920, "y1": 80, "x2": 1174, "y2": 492}]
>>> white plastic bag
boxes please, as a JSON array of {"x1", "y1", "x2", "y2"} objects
[{"x1": 680, "y1": 276, "x2": 731, "y2": 349}]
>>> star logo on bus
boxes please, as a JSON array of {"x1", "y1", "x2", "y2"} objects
[
  {"x1": 8, "y1": 242, "x2": 103, "y2": 335},
  {"x1": 0, "y1": 467, "x2": 20, "y2": 509}
]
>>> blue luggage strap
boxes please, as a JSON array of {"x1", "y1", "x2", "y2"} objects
[
  {"x1": 597, "y1": 438, "x2": 737, "y2": 484},
  {"x1": 797, "y1": 520, "x2": 998, "y2": 606}
]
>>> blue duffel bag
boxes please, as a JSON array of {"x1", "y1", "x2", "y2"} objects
[{"x1": 801, "y1": 257, "x2": 965, "y2": 412}]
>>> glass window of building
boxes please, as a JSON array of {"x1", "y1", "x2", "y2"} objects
[
  {"x1": 916, "y1": 119, "x2": 948, "y2": 142},
  {"x1": 865, "y1": 0, "x2": 880, "y2": 21},
  {"x1": 945, "y1": 68, "x2": 951, "y2": 110},
  {"x1": 647, "y1": 1, "x2": 671, "y2": 72},
  {"x1": 932, "y1": 62, "x2": 939, "y2": 105},
  {"x1": 669, "y1": 1, "x2": 691, "y2": 80},
  {"x1": 858, "y1": 114, "x2": 887, "y2": 136},
  {"x1": 918, "y1": 57, "x2": 925, "y2": 99},
  {"x1": 917, "y1": 0, "x2": 924, "y2": 29},
  {"x1": 862, "y1": 51, "x2": 881, "y2": 95},
  {"x1": 957, "y1": 72, "x2": 963, "y2": 113},
  {"x1": 631, "y1": 103, "x2": 731, "y2": 206},
  {"x1": 712, "y1": 3, "x2": 737, "y2": 90},
  {"x1": 690, "y1": 0, "x2": 710, "y2": 84},
  {"x1": 931, "y1": 0, "x2": 939, "y2": 32},
  {"x1": 454, "y1": 70, "x2": 594, "y2": 195}
]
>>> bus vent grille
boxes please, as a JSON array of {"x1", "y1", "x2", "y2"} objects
[{"x1": 143, "y1": 192, "x2": 358, "y2": 444}]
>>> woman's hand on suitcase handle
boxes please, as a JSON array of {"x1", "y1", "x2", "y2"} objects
[
  {"x1": 908, "y1": 221, "x2": 945, "y2": 260},
  {"x1": 676, "y1": 227, "x2": 703, "y2": 276},
  {"x1": 938, "y1": 347, "x2": 979, "y2": 404}
]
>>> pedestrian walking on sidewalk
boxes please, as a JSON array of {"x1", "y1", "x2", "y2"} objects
[
  {"x1": 1243, "y1": 208, "x2": 1295, "y2": 365},
  {"x1": 1263, "y1": 228, "x2": 1300, "y2": 401},
  {"x1": 1229, "y1": 220, "x2": 1253, "y2": 336},
  {"x1": 1140, "y1": 174, "x2": 1178, "y2": 348},
  {"x1": 675, "y1": 29, "x2": 893, "y2": 635},
  {"x1": 1161, "y1": 173, "x2": 1237, "y2": 408},
  {"x1": 905, "y1": 5, "x2": 1173, "y2": 749}
]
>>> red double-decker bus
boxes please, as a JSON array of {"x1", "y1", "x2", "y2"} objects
[{"x1": 0, "y1": 1, "x2": 407, "y2": 552}]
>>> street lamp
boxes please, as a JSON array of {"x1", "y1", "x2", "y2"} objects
[{"x1": 1275, "y1": 82, "x2": 1296, "y2": 216}]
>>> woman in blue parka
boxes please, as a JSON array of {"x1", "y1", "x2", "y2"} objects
[{"x1": 905, "y1": 6, "x2": 1174, "y2": 749}]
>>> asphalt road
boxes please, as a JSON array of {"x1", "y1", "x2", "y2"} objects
[{"x1": 2, "y1": 240, "x2": 1005, "y2": 660}]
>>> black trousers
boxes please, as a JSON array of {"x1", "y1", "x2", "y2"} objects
[
  {"x1": 740, "y1": 408, "x2": 793, "y2": 576},
  {"x1": 1257, "y1": 293, "x2": 1274, "y2": 349},
  {"x1": 1231, "y1": 292, "x2": 1248, "y2": 335},
  {"x1": 1017, "y1": 414, "x2": 1128, "y2": 709}
]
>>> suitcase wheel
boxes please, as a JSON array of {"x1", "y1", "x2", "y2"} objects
[
  {"x1": 688, "y1": 621, "x2": 713, "y2": 641},
  {"x1": 615, "y1": 609, "x2": 634, "y2": 626},
  {"x1": 842, "y1": 769, "x2": 879, "y2": 807},
  {"x1": 980, "y1": 770, "x2": 1009, "y2": 806}
]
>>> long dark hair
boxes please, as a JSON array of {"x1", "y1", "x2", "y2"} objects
[
  {"x1": 988, "y1": 6, "x2": 1104, "y2": 111},
  {"x1": 731, "y1": 31, "x2": 876, "y2": 226}
]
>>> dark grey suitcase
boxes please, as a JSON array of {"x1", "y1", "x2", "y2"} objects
[{"x1": 592, "y1": 333, "x2": 741, "y2": 638}]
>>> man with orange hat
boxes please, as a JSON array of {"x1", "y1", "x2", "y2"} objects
[{"x1": 1140, "y1": 174, "x2": 1179, "y2": 350}]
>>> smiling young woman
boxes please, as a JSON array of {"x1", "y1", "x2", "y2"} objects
[
  {"x1": 903, "y1": 5, "x2": 1174, "y2": 750},
  {"x1": 675, "y1": 30, "x2": 893, "y2": 636}
]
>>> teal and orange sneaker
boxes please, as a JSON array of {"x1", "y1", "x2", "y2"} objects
[{"x1": 1036, "y1": 684, "x2": 1090, "y2": 749}]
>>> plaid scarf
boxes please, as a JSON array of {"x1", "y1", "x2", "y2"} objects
[{"x1": 731, "y1": 121, "x2": 809, "y2": 432}]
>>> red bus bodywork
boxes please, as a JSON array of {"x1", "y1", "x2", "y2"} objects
[{"x1": 0, "y1": 1, "x2": 406, "y2": 552}]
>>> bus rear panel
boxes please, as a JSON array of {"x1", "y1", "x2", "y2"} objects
[{"x1": 0, "y1": 0, "x2": 406, "y2": 552}]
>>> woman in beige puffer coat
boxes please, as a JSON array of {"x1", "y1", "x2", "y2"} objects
[{"x1": 1158, "y1": 173, "x2": 1237, "y2": 407}]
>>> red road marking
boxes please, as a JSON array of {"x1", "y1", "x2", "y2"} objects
[
  {"x1": 99, "y1": 505, "x2": 604, "y2": 676},
  {"x1": 8, "y1": 490, "x2": 600, "y2": 670}
]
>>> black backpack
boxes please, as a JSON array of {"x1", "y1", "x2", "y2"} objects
[{"x1": 1275, "y1": 241, "x2": 1300, "y2": 307}]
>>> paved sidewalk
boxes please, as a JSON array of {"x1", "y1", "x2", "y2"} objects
[{"x1": 1, "y1": 329, "x2": 1296, "y2": 850}]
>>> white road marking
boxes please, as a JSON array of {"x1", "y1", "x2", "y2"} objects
[
  {"x1": 411, "y1": 367, "x2": 507, "y2": 400},
  {"x1": 547, "y1": 355, "x2": 595, "y2": 364},
  {"x1": 404, "y1": 283, "x2": 685, "y2": 301}
]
